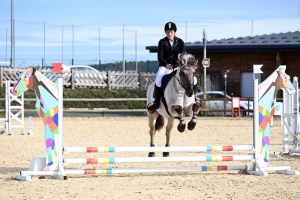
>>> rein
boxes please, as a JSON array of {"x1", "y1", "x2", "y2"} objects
[{"x1": 173, "y1": 66, "x2": 194, "y2": 94}]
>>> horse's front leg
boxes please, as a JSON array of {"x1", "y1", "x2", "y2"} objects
[
  {"x1": 148, "y1": 112, "x2": 159, "y2": 157},
  {"x1": 187, "y1": 103, "x2": 201, "y2": 130},
  {"x1": 171, "y1": 105, "x2": 185, "y2": 132},
  {"x1": 163, "y1": 118, "x2": 174, "y2": 157}
]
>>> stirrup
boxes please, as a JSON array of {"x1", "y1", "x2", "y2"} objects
[{"x1": 147, "y1": 102, "x2": 157, "y2": 114}]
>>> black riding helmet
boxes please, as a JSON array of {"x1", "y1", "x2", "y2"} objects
[{"x1": 164, "y1": 22, "x2": 177, "y2": 32}]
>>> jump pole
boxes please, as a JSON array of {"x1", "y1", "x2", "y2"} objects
[
  {"x1": 64, "y1": 145, "x2": 254, "y2": 153},
  {"x1": 64, "y1": 155, "x2": 254, "y2": 165},
  {"x1": 19, "y1": 164, "x2": 248, "y2": 176}
]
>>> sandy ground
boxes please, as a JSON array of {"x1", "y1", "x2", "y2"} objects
[{"x1": 0, "y1": 116, "x2": 300, "y2": 200}]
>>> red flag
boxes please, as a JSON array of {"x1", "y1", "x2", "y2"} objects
[{"x1": 51, "y1": 63, "x2": 63, "y2": 73}]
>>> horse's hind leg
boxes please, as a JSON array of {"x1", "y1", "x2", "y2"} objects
[
  {"x1": 163, "y1": 118, "x2": 174, "y2": 157},
  {"x1": 188, "y1": 103, "x2": 201, "y2": 130}
]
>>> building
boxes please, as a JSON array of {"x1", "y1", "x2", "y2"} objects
[{"x1": 146, "y1": 31, "x2": 300, "y2": 97}]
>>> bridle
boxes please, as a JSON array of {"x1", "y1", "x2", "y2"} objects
[{"x1": 173, "y1": 65, "x2": 194, "y2": 94}]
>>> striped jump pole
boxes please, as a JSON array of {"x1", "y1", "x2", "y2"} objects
[
  {"x1": 64, "y1": 155, "x2": 254, "y2": 164},
  {"x1": 64, "y1": 145, "x2": 254, "y2": 153},
  {"x1": 18, "y1": 164, "x2": 248, "y2": 177}
]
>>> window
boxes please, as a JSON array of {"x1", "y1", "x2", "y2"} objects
[{"x1": 214, "y1": 93, "x2": 225, "y2": 98}]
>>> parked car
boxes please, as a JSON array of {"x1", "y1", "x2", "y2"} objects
[
  {"x1": 61, "y1": 64, "x2": 115, "y2": 84},
  {"x1": 61, "y1": 65, "x2": 100, "y2": 84},
  {"x1": 195, "y1": 91, "x2": 253, "y2": 116}
]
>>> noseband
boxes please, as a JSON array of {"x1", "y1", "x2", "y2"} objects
[{"x1": 173, "y1": 66, "x2": 194, "y2": 93}]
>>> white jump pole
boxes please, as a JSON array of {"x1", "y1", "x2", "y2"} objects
[
  {"x1": 57, "y1": 77, "x2": 66, "y2": 179},
  {"x1": 19, "y1": 164, "x2": 248, "y2": 176},
  {"x1": 64, "y1": 145, "x2": 254, "y2": 153},
  {"x1": 64, "y1": 155, "x2": 254, "y2": 164}
]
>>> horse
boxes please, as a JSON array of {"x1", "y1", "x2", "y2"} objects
[
  {"x1": 11, "y1": 67, "x2": 59, "y2": 171},
  {"x1": 258, "y1": 65, "x2": 295, "y2": 167},
  {"x1": 146, "y1": 53, "x2": 201, "y2": 157}
]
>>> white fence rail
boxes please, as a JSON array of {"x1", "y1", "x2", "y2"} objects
[{"x1": 0, "y1": 68, "x2": 156, "y2": 90}]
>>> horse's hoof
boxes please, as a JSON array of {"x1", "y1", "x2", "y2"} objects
[
  {"x1": 177, "y1": 124, "x2": 186, "y2": 132},
  {"x1": 148, "y1": 152, "x2": 155, "y2": 157},
  {"x1": 188, "y1": 121, "x2": 196, "y2": 130},
  {"x1": 163, "y1": 152, "x2": 169, "y2": 157}
]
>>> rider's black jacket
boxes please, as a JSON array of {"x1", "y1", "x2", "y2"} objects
[{"x1": 157, "y1": 36, "x2": 186, "y2": 68}]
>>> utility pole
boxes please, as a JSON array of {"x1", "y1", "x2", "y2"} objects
[
  {"x1": 72, "y1": 24, "x2": 74, "y2": 64},
  {"x1": 99, "y1": 27, "x2": 101, "y2": 71},
  {"x1": 135, "y1": 30, "x2": 137, "y2": 73},
  {"x1": 185, "y1": 21, "x2": 187, "y2": 42},
  {"x1": 11, "y1": 0, "x2": 15, "y2": 68},
  {"x1": 44, "y1": 22, "x2": 45, "y2": 68},
  {"x1": 251, "y1": 19, "x2": 253, "y2": 36},
  {"x1": 6, "y1": 27, "x2": 8, "y2": 62},
  {"x1": 122, "y1": 24, "x2": 125, "y2": 72},
  {"x1": 62, "y1": 25, "x2": 64, "y2": 64},
  {"x1": 203, "y1": 29, "x2": 207, "y2": 98}
]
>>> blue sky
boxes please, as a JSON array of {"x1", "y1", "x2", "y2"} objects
[{"x1": 0, "y1": 0, "x2": 299, "y2": 67}]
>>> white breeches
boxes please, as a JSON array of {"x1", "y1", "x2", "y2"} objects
[{"x1": 155, "y1": 66, "x2": 173, "y2": 87}]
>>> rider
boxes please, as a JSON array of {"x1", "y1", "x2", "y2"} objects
[{"x1": 147, "y1": 22, "x2": 186, "y2": 114}]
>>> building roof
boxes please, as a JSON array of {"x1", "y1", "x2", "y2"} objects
[{"x1": 146, "y1": 30, "x2": 300, "y2": 53}]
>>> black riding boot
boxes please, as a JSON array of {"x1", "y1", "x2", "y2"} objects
[{"x1": 147, "y1": 84, "x2": 162, "y2": 114}]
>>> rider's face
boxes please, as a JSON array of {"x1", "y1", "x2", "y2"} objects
[{"x1": 165, "y1": 30, "x2": 175, "y2": 41}]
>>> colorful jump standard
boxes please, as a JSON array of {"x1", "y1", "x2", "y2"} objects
[{"x1": 15, "y1": 64, "x2": 299, "y2": 181}]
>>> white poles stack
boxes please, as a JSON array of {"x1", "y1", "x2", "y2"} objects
[
  {"x1": 0, "y1": 81, "x2": 26, "y2": 135},
  {"x1": 282, "y1": 77, "x2": 300, "y2": 154}
]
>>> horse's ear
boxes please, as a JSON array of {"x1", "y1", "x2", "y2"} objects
[
  {"x1": 181, "y1": 59, "x2": 186, "y2": 66},
  {"x1": 194, "y1": 60, "x2": 198, "y2": 69}
]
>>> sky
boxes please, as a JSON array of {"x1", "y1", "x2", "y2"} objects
[{"x1": 0, "y1": 0, "x2": 299, "y2": 67}]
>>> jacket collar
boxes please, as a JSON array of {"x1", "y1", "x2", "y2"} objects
[{"x1": 164, "y1": 36, "x2": 179, "y2": 48}]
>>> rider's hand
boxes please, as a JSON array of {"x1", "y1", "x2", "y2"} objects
[{"x1": 166, "y1": 64, "x2": 172, "y2": 69}]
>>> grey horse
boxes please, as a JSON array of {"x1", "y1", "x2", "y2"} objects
[{"x1": 146, "y1": 53, "x2": 201, "y2": 157}]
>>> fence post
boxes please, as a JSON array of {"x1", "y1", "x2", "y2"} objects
[
  {"x1": 108, "y1": 71, "x2": 111, "y2": 90},
  {"x1": 71, "y1": 69, "x2": 75, "y2": 90},
  {"x1": 139, "y1": 72, "x2": 142, "y2": 90},
  {"x1": 0, "y1": 67, "x2": 3, "y2": 87}
]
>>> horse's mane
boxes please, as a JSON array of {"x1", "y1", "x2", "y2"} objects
[{"x1": 179, "y1": 53, "x2": 198, "y2": 69}]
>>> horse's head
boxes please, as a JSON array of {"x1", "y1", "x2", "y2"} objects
[
  {"x1": 12, "y1": 67, "x2": 36, "y2": 96},
  {"x1": 177, "y1": 53, "x2": 198, "y2": 97},
  {"x1": 276, "y1": 65, "x2": 295, "y2": 95}
]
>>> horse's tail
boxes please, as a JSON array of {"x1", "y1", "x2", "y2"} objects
[{"x1": 155, "y1": 114, "x2": 164, "y2": 131}]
